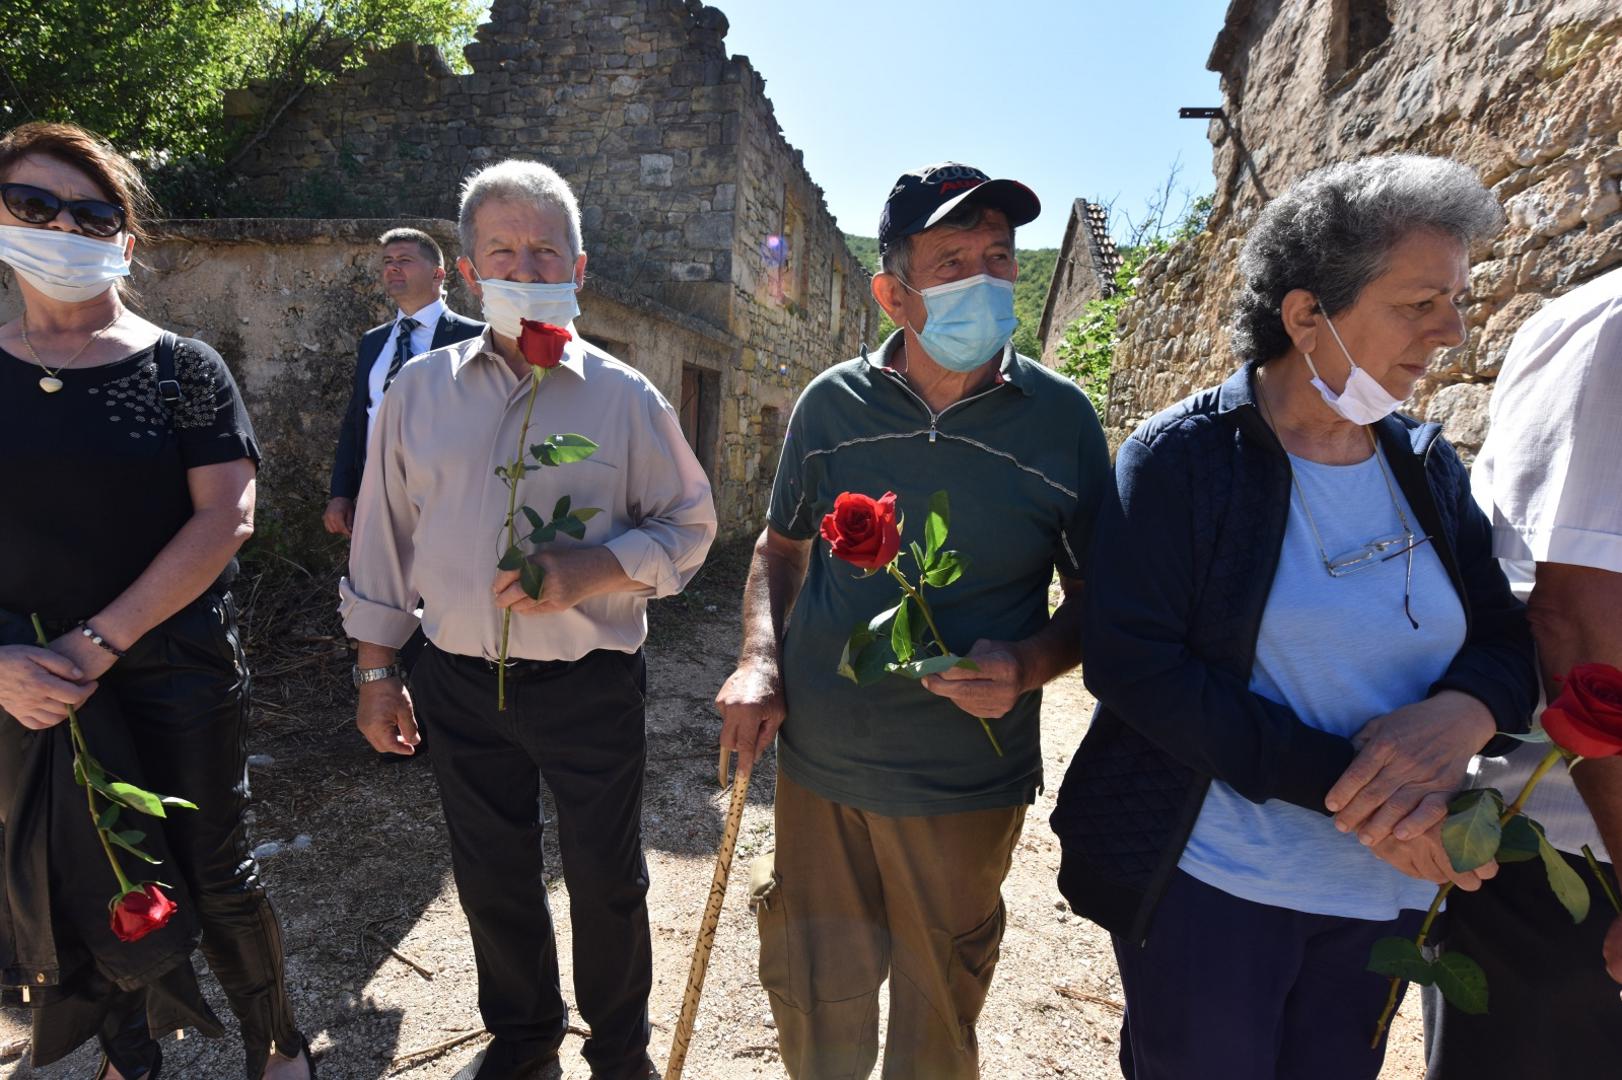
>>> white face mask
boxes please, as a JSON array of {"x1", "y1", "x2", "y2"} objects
[
  {"x1": 475, "y1": 273, "x2": 580, "y2": 339},
  {"x1": 0, "y1": 224, "x2": 130, "y2": 302},
  {"x1": 1302, "y1": 313, "x2": 1405, "y2": 425}
]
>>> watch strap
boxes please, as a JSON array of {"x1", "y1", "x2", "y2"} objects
[{"x1": 352, "y1": 663, "x2": 401, "y2": 687}]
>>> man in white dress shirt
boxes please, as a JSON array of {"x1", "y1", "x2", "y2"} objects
[
  {"x1": 341, "y1": 161, "x2": 716, "y2": 1080},
  {"x1": 1426, "y1": 265, "x2": 1622, "y2": 1077},
  {"x1": 323, "y1": 227, "x2": 483, "y2": 537}
]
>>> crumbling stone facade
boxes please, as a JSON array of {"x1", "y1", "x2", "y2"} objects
[
  {"x1": 1102, "y1": 0, "x2": 1622, "y2": 455},
  {"x1": 1037, "y1": 199, "x2": 1121, "y2": 370},
  {"x1": 229, "y1": 0, "x2": 878, "y2": 527}
]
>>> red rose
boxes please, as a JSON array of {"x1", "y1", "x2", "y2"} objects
[
  {"x1": 109, "y1": 883, "x2": 177, "y2": 943},
  {"x1": 518, "y1": 320, "x2": 571, "y2": 369},
  {"x1": 820, "y1": 491, "x2": 901, "y2": 570},
  {"x1": 1542, "y1": 663, "x2": 1622, "y2": 759}
]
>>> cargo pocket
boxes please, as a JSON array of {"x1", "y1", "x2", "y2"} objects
[
  {"x1": 753, "y1": 850, "x2": 810, "y2": 1012},
  {"x1": 942, "y1": 901, "x2": 1006, "y2": 1050}
]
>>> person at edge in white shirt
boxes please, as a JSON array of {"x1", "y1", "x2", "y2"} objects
[
  {"x1": 339, "y1": 158, "x2": 714, "y2": 1080},
  {"x1": 1424, "y1": 265, "x2": 1622, "y2": 1079}
]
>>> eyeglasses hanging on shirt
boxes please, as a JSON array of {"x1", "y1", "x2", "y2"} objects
[
  {"x1": 1258, "y1": 387, "x2": 1430, "y2": 629},
  {"x1": 1288, "y1": 430, "x2": 1431, "y2": 630}
]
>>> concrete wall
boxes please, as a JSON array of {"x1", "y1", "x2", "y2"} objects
[
  {"x1": 0, "y1": 218, "x2": 767, "y2": 554},
  {"x1": 1106, "y1": 0, "x2": 1622, "y2": 456}
]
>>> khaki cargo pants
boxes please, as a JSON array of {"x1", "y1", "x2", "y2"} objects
[{"x1": 755, "y1": 770, "x2": 1027, "y2": 1080}]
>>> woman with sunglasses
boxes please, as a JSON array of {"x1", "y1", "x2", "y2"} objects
[
  {"x1": 0, "y1": 122, "x2": 311, "y2": 1080},
  {"x1": 1050, "y1": 155, "x2": 1538, "y2": 1080}
]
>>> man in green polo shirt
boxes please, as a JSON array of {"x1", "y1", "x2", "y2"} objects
[{"x1": 715, "y1": 162, "x2": 1111, "y2": 1077}]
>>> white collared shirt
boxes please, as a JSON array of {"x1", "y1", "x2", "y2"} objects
[
  {"x1": 365, "y1": 296, "x2": 446, "y2": 439},
  {"x1": 340, "y1": 327, "x2": 717, "y2": 660},
  {"x1": 1470, "y1": 266, "x2": 1622, "y2": 859}
]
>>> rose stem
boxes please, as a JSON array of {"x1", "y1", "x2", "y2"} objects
[
  {"x1": 498, "y1": 367, "x2": 545, "y2": 711},
  {"x1": 1369, "y1": 745, "x2": 1567, "y2": 1047},
  {"x1": 1583, "y1": 844, "x2": 1622, "y2": 914},
  {"x1": 885, "y1": 565, "x2": 1003, "y2": 756},
  {"x1": 30, "y1": 614, "x2": 136, "y2": 897}
]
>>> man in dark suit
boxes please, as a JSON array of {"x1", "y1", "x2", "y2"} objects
[{"x1": 324, "y1": 227, "x2": 483, "y2": 536}]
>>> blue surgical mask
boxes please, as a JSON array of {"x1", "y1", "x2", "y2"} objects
[{"x1": 899, "y1": 273, "x2": 1018, "y2": 372}]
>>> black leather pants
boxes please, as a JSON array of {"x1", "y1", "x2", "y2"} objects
[{"x1": 95, "y1": 593, "x2": 302, "y2": 1079}]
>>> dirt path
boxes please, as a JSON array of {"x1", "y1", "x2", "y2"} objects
[{"x1": 2, "y1": 543, "x2": 1427, "y2": 1079}]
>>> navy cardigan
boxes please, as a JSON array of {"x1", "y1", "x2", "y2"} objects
[{"x1": 1050, "y1": 363, "x2": 1538, "y2": 945}]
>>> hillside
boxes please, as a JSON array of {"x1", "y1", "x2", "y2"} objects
[{"x1": 843, "y1": 233, "x2": 1057, "y2": 359}]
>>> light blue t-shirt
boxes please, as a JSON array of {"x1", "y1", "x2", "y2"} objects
[{"x1": 1178, "y1": 446, "x2": 1467, "y2": 920}]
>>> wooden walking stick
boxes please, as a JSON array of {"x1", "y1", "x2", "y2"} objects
[{"x1": 665, "y1": 747, "x2": 754, "y2": 1080}]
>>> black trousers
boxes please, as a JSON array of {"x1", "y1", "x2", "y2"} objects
[
  {"x1": 412, "y1": 643, "x2": 652, "y2": 1079},
  {"x1": 1423, "y1": 850, "x2": 1622, "y2": 1079},
  {"x1": 64, "y1": 594, "x2": 299, "y2": 1078}
]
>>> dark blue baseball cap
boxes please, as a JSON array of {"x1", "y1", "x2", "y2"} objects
[{"x1": 877, "y1": 162, "x2": 1040, "y2": 257}]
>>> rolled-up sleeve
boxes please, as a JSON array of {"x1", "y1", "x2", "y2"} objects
[
  {"x1": 603, "y1": 385, "x2": 717, "y2": 597},
  {"x1": 339, "y1": 388, "x2": 423, "y2": 648}
]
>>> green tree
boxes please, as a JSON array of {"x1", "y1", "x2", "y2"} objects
[
  {"x1": 1010, "y1": 246, "x2": 1056, "y2": 359},
  {"x1": 843, "y1": 233, "x2": 879, "y2": 271},
  {"x1": 0, "y1": 1, "x2": 264, "y2": 158},
  {"x1": 1054, "y1": 246, "x2": 1153, "y2": 413},
  {"x1": 0, "y1": 0, "x2": 482, "y2": 212}
]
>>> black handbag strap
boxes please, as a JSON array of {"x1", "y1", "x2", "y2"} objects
[{"x1": 155, "y1": 331, "x2": 181, "y2": 405}]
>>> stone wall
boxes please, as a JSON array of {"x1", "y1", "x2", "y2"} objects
[
  {"x1": 233, "y1": 0, "x2": 739, "y2": 321},
  {"x1": 0, "y1": 218, "x2": 758, "y2": 555},
  {"x1": 227, "y1": 0, "x2": 877, "y2": 528},
  {"x1": 728, "y1": 58, "x2": 874, "y2": 517},
  {"x1": 1106, "y1": 0, "x2": 1622, "y2": 456}
]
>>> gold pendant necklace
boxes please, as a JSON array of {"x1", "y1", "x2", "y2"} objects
[{"x1": 20, "y1": 310, "x2": 121, "y2": 393}]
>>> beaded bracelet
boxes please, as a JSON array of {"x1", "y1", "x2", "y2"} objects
[{"x1": 78, "y1": 621, "x2": 127, "y2": 659}]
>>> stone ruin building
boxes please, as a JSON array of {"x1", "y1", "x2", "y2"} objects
[
  {"x1": 0, "y1": 0, "x2": 880, "y2": 548},
  {"x1": 1042, "y1": 0, "x2": 1622, "y2": 454},
  {"x1": 1036, "y1": 199, "x2": 1121, "y2": 370}
]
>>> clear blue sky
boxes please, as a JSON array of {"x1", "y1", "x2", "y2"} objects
[{"x1": 691, "y1": 0, "x2": 1228, "y2": 249}]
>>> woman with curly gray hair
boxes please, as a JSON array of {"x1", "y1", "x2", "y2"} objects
[{"x1": 1051, "y1": 155, "x2": 1539, "y2": 1079}]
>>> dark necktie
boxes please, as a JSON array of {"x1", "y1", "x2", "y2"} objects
[{"x1": 382, "y1": 316, "x2": 422, "y2": 393}]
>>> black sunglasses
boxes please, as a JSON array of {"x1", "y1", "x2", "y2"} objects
[{"x1": 1, "y1": 182, "x2": 126, "y2": 238}]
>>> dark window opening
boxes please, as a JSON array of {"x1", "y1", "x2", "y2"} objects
[
  {"x1": 679, "y1": 364, "x2": 719, "y2": 478},
  {"x1": 1327, "y1": 0, "x2": 1392, "y2": 85}
]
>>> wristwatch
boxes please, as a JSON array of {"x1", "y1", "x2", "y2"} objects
[{"x1": 352, "y1": 663, "x2": 402, "y2": 688}]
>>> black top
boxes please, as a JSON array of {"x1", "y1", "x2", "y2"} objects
[{"x1": 0, "y1": 336, "x2": 261, "y2": 623}]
